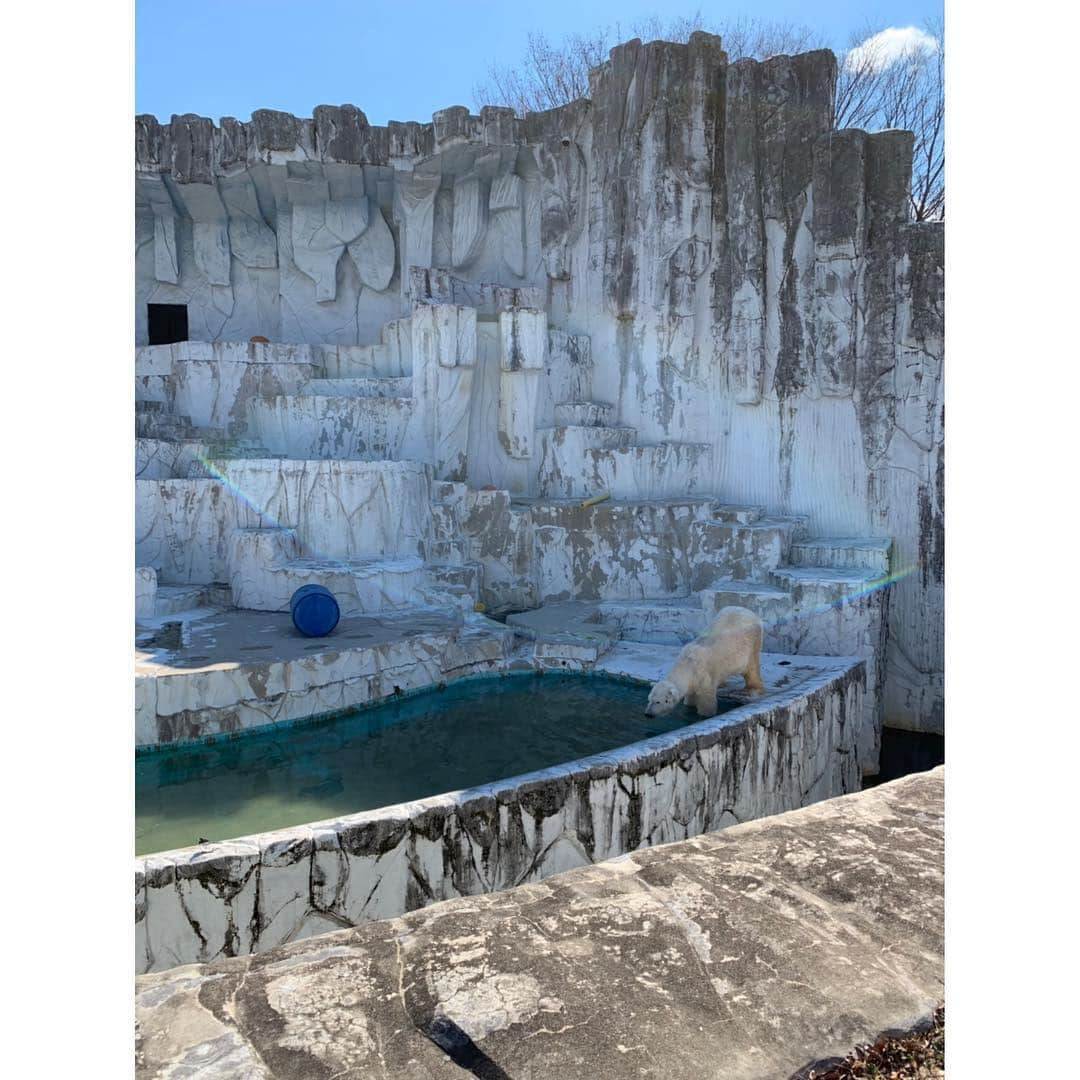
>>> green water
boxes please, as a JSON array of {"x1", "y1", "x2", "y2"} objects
[{"x1": 136, "y1": 673, "x2": 737, "y2": 856}]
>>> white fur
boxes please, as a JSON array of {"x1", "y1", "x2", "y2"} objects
[{"x1": 645, "y1": 606, "x2": 765, "y2": 717}]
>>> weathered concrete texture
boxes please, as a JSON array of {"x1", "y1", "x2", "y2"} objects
[
  {"x1": 135, "y1": 768, "x2": 943, "y2": 1080},
  {"x1": 136, "y1": 34, "x2": 942, "y2": 727},
  {"x1": 135, "y1": 333, "x2": 888, "y2": 758},
  {"x1": 135, "y1": 653, "x2": 863, "y2": 973},
  {"x1": 135, "y1": 607, "x2": 513, "y2": 746},
  {"x1": 136, "y1": 457, "x2": 437, "y2": 586}
]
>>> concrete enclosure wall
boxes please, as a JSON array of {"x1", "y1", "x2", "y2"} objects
[
  {"x1": 135, "y1": 34, "x2": 943, "y2": 732},
  {"x1": 135, "y1": 657, "x2": 864, "y2": 973},
  {"x1": 135, "y1": 768, "x2": 944, "y2": 1080}
]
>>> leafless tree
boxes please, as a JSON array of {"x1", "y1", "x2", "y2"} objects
[
  {"x1": 474, "y1": 28, "x2": 610, "y2": 116},
  {"x1": 473, "y1": 11, "x2": 824, "y2": 117},
  {"x1": 837, "y1": 18, "x2": 944, "y2": 220},
  {"x1": 628, "y1": 13, "x2": 825, "y2": 61},
  {"x1": 473, "y1": 12, "x2": 944, "y2": 221}
]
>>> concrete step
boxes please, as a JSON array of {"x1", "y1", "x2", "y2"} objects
[
  {"x1": 788, "y1": 536, "x2": 892, "y2": 575},
  {"x1": 320, "y1": 339, "x2": 410, "y2": 379},
  {"x1": 135, "y1": 405, "x2": 197, "y2": 440},
  {"x1": 536, "y1": 425, "x2": 638, "y2": 500},
  {"x1": 765, "y1": 565, "x2": 888, "y2": 639},
  {"x1": 594, "y1": 573, "x2": 879, "y2": 652},
  {"x1": 137, "y1": 345, "x2": 319, "y2": 436},
  {"x1": 247, "y1": 394, "x2": 416, "y2": 460},
  {"x1": 301, "y1": 377, "x2": 412, "y2": 399},
  {"x1": 426, "y1": 560, "x2": 482, "y2": 596},
  {"x1": 698, "y1": 580, "x2": 795, "y2": 630},
  {"x1": 203, "y1": 437, "x2": 275, "y2": 460},
  {"x1": 418, "y1": 584, "x2": 478, "y2": 615},
  {"x1": 528, "y1": 496, "x2": 716, "y2": 603},
  {"x1": 538, "y1": 424, "x2": 639, "y2": 451},
  {"x1": 422, "y1": 538, "x2": 467, "y2": 564},
  {"x1": 768, "y1": 565, "x2": 885, "y2": 599},
  {"x1": 688, "y1": 516, "x2": 808, "y2": 587},
  {"x1": 587, "y1": 442, "x2": 714, "y2": 500},
  {"x1": 538, "y1": 441, "x2": 715, "y2": 500},
  {"x1": 136, "y1": 566, "x2": 226, "y2": 630},
  {"x1": 767, "y1": 514, "x2": 811, "y2": 538},
  {"x1": 226, "y1": 527, "x2": 301, "y2": 608},
  {"x1": 149, "y1": 341, "x2": 320, "y2": 367},
  {"x1": 507, "y1": 601, "x2": 619, "y2": 666},
  {"x1": 136, "y1": 438, "x2": 212, "y2": 480},
  {"x1": 135, "y1": 424, "x2": 279, "y2": 465},
  {"x1": 553, "y1": 401, "x2": 615, "y2": 427},
  {"x1": 154, "y1": 584, "x2": 219, "y2": 617},
  {"x1": 523, "y1": 495, "x2": 717, "y2": 518},
  {"x1": 226, "y1": 524, "x2": 480, "y2": 616},
  {"x1": 596, "y1": 597, "x2": 705, "y2": 645},
  {"x1": 241, "y1": 555, "x2": 433, "y2": 616},
  {"x1": 710, "y1": 502, "x2": 766, "y2": 525},
  {"x1": 764, "y1": 564, "x2": 889, "y2": 777}
]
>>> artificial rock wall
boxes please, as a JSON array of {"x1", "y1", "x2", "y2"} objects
[{"x1": 135, "y1": 33, "x2": 943, "y2": 731}]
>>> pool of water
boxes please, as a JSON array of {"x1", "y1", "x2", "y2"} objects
[{"x1": 136, "y1": 672, "x2": 740, "y2": 856}]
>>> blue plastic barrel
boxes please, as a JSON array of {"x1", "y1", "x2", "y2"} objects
[{"x1": 290, "y1": 584, "x2": 340, "y2": 637}]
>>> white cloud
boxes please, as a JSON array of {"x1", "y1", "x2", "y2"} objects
[{"x1": 844, "y1": 26, "x2": 939, "y2": 74}]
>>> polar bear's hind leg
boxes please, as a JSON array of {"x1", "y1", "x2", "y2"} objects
[{"x1": 743, "y1": 625, "x2": 765, "y2": 692}]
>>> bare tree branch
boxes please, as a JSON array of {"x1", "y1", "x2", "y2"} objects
[
  {"x1": 837, "y1": 18, "x2": 944, "y2": 220},
  {"x1": 472, "y1": 12, "x2": 826, "y2": 116},
  {"x1": 472, "y1": 12, "x2": 944, "y2": 220}
]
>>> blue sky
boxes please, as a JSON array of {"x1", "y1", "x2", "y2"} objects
[{"x1": 136, "y1": 0, "x2": 943, "y2": 124}]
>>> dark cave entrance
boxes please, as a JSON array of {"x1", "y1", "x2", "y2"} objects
[{"x1": 147, "y1": 303, "x2": 188, "y2": 345}]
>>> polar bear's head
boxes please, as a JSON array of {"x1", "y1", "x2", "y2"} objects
[{"x1": 645, "y1": 678, "x2": 681, "y2": 717}]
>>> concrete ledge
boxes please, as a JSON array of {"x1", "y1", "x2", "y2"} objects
[
  {"x1": 135, "y1": 607, "x2": 513, "y2": 746},
  {"x1": 135, "y1": 768, "x2": 943, "y2": 1079},
  {"x1": 136, "y1": 655, "x2": 863, "y2": 973}
]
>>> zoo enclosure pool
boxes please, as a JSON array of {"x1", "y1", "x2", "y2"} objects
[
  {"x1": 136, "y1": 671, "x2": 738, "y2": 856},
  {"x1": 136, "y1": 654, "x2": 865, "y2": 973}
]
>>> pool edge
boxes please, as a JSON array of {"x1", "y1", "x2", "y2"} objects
[{"x1": 137, "y1": 654, "x2": 865, "y2": 974}]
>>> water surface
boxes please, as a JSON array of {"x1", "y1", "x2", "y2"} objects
[{"x1": 136, "y1": 672, "x2": 739, "y2": 855}]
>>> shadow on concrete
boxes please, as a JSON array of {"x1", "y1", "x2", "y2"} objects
[{"x1": 420, "y1": 1015, "x2": 514, "y2": 1079}]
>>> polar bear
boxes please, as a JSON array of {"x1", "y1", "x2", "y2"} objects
[{"x1": 645, "y1": 605, "x2": 765, "y2": 717}]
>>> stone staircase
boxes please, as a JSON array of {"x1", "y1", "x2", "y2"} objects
[
  {"x1": 135, "y1": 401, "x2": 196, "y2": 442},
  {"x1": 134, "y1": 316, "x2": 895, "y2": 771},
  {"x1": 515, "y1": 511, "x2": 889, "y2": 652},
  {"x1": 246, "y1": 391, "x2": 416, "y2": 461},
  {"x1": 507, "y1": 488, "x2": 891, "y2": 773},
  {"x1": 536, "y1": 398, "x2": 714, "y2": 500},
  {"x1": 226, "y1": 522, "x2": 482, "y2": 618},
  {"x1": 319, "y1": 320, "x2": 412, "y2": 379},
  {"x1": 135, "y1": 567, "x2": 220, "y2": 622},
  {"x1": 688, "y1": 506, "x2": 809, "y2": 587},
  {"x1": 238, "y1": 321, "x2": 419, "y2": 461},
  {"x1": 788, "y1": 536, "x2": 892, "y2": 574}
]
